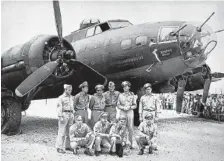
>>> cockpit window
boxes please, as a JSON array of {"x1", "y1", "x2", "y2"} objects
[
  {"x1": 86, "y1": 27, "x2": 95, "y2": 37},
  {"x1": 159, "y1": 27, "x2": 178, "y2": 42},
  {"x1": 109, "y1": 21, "x2": 132, "y2": 29},
  {"x1": 86, "y1": 22, "x2": 110, "y2": 37}
]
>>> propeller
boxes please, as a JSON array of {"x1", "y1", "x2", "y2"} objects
[
  {"x1": 15, "y1": 0, "x2": 65, "y2": 97},
  {"x1": 53, "y1": 0, "x2": 63, "y2": 47},
  {"x1": 15, "y1": 61, "x2": 59, "y2": 97},
  {"x1": 15, "y1": 0, "x2": 107, "y2": 97}
]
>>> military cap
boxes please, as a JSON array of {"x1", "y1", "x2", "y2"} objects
[
  {"x1": 95, "y1": 84, "x2": 104, "y2": 90},
  {"x1": 100, "y1": 112, "x2": 108, "y2": 118},
  {"x1": 118, "y1": 115, "x2": 127, "y2": 121},
  {"x1": 145, "y1": 113, "x2": 153, "y2": 120},
  {"x1": 108, "y1": 81, "x2": 115, "y2": 87},
  {"x1": 79, "y1": 81, "x2": 88, "y2": 88},
  {"x1": 121, "y1": 81, "x2": 131, "y2": 87},
  {"x1": 143, "y1": 83, "x2": 152, "y2": 89},
  {"x1": 64, "y1": 84, "x2": 72, "y2": 89}
]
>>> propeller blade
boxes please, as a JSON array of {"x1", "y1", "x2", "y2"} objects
[
  {"x1": 68, "y1": 59, "x2": 107, "y2": 90},
  {"x1": 53, "y1": 0, "x2": 63, "y2": 47},
  {"x1": 176, "y1": 79, "x2": 187, "y2": 114},
  {"x1": 15, "y1": 61, "x2": 58, "y2": 97}
]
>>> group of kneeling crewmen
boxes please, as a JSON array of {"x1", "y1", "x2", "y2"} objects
[{"x1": 56, "y1": 81, "x2": 158, "y2": 157}]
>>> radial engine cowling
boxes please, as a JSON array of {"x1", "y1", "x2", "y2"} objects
[{"x1": 1, "y1": 35, "x2": 75, "y2": 90}]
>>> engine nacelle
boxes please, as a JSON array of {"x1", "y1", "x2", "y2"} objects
[{"x1": 1, "y1": 35, "x2": 75, "y2": 90}]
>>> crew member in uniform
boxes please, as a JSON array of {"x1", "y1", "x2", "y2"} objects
[
  {"x1": 117, "y1": 81, "x2": 137, "y2": 149},
  {"x1": 56, "y1": 84, "x2": 74, "y2": 154},
  {"x1": 104, "y1": 81, "x2": 120, "y2": 123},
  {"x1": 109, "y1": 115, "x2": 129, "y2": 157},
  {"x1": 139, "y1": 83, "x2": 158, "y2": 123},
  {"x1": 93, "y1": 112, "x2": 111, "y2": 156},
  {"x1": 89, "y1": 84, "x2": 106, "y2": 127},
  {"x1": 73, "y1": 81, "x2": 90, "y2": 124},
  {"x1": 69, "y1": 115, "x2": 95, "y2": 156},
  {"x1": 135, "y1": 113, "x2": 158, "y2": 155}
]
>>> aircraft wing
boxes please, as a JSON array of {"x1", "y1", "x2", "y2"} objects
[{"x1": 211, "y1": 72, "x2": 224, "y2": 82}]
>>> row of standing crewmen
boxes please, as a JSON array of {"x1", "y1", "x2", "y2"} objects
[{"x1": 56, "y1": 81, "x2": 158, "y2": 157}]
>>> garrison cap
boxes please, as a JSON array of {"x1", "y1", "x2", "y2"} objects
[
  {"x1": 118, "y1": 115, "x2": 127, "y2": 121},
  {"x1": 100, "y1": 112, "x2": 108, "y2": 118},
  {"x1": 95, "y1": 84, "x2": 104, "y2": 90},
  {"x1": 145, "y1": 113, "x2": 154, "y2": 120},
  {"x1": 121, "y1": 81, "x2": 131, "y2": 87},
  {"x1": 143, "y1": 83, "x2": 152, "y2": 89},
  {"x1": 64, "y1": 84, "x2": 72, "y2": 89},
  {"x1": 79, "y1": 81, "x2": 88, "y2": 89},
  {"x1": 108, "y1": 81, "x2": 115, "y2": 87}
]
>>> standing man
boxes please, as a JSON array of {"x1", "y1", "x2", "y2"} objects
[
  {"x1": 139, "y1": 83, "x2": 158, "y2": 123},
  {"x1": 117, "y1": 81, "x2": 137, "y2": 149},
  {"x1": 135, "y1": 113, "x2": 158, "y2": 155},
  {"x1": 109, "y1": 115, "x2": 129, "y2": 157},
  {"x1": 104, "y1": 81, "x2": 120, "y2": 123},
  {"x1": 89, "y1": 84, "x2": 106, "y2": 127},
  {"x1": 93, "y1": 112, "x2": 111, "y2": 156},
  {"x1": 69, "y1": 115, "x2": 95, "y2": 156},
  {"x1": 56, "y1": 84, "x2": 74, "y2": 154},
  {"x1": 73, "y1": 81, "x2": 90, "y2": 124}
]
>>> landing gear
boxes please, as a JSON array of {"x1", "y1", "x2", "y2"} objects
[
  {"x1": 1, "y1": 97, "x2": 22, "y2": 135},
  {"x1": 176, "y1": 78, "x2": 187, "y2": 114},
  {"x1": 198, "y1": 77, "x2": 212, "y2": 118}
]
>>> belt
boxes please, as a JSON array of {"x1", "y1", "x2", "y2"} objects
[
  {"x1": 63, "y1": 110, "x2": 73, "y2": 113},
  {"x1": 92, "y1": 109, "x2": 104, "y2": 111},
  {"x1": 143, "y1": 109, "x2": 155, "y2": 112},
  {"x1": 75, "y1": 108, "x2": 86, "y2": 111}
]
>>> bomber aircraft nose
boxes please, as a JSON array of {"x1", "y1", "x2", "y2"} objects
[{"x1": 178, "y1": 22, "x2": 217, "y2": 62}]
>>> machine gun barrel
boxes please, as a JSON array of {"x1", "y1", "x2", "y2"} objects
[{"x1": 197, "y1": 12, "x2": 215, "y2": 32}]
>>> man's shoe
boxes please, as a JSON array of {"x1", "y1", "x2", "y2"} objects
[
  {"x1": 110, "y1": 151, "x2": 116, "y2": 156},
  {"x1": 57, "y1": 148, "x2": 65, "y2": 154},
  {"x1": 84, "y1": 149, "x2": 94, "y2": 156},
  {"x1": 137, "y1": 149, "x2": 144, "y2": 155},
  {"x1": 95, "y1": 151, "x2": 101, "y2": 156},
  {"x1": 148, "y1": 147, "x2": 153, "y2": 154},
  {"x1": 66, "y1": 148, "x2": 73, "y2": 151}
]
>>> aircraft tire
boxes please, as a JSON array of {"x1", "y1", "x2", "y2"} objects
[{"x1": 1, "y1": 97, "x2": 22, "y2": 135}]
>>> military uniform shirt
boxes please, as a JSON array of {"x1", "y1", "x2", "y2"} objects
[
  {"x1": 104, "y1": 91, "x2": 120, "y2": 108},
  {"x1": 89, "y1": 94, "x2": 106, "y2": 110},
  {"x1": 73, "y1": 92, "x2": 90, "y2": 110},
  {"x1": 93, "y1": 121, "x2": 111, "y2": 134},
  {"x1": 57, "y1": 93, "x2": 74, "y2": 117},
  {"x1": 117, "y1": 92, "x2": 136, "y2": 110},
  {"x1": 139, "y1": 94, "x2": 157, "y2": 113},
  {"x1": 109, "y1": 124, "x2": 128, "y2": 142},
  {"x1": 70, "y1": 123, "x2": 91, "y2": 138},
  {"x1": 137, "y1": 121, "x2": 157, "y2": 139}
]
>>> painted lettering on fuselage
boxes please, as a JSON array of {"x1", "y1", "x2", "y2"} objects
[{"x1": 159, "y1": 48, "x2": 172, "y2": 57}]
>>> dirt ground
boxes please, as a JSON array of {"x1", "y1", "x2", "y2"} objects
[{"x1": 1, "y1": 102, "x2": 224, "y2": 161}]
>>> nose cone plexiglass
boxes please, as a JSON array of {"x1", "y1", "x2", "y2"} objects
[{"x1": 178, "y1": 22, "x2": 217, "y2": 61}]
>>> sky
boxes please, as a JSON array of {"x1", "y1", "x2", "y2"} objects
[{"x1": 1, "y1": 1, "x2": 224, "y2": 93}]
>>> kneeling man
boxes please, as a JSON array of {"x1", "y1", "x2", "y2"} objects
[
  {"x1": 135, "y1": 113, "x2": 158, "y2": 155},
  {"x1": 69, "y1": 115, "x2": 95, "y2": 155},
  {"x1": 93, "y1": 112, "x2": 111, "y2": 156},
  {"x1": 109, "y1": 115, "x2": 129, "y2": 157}
]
